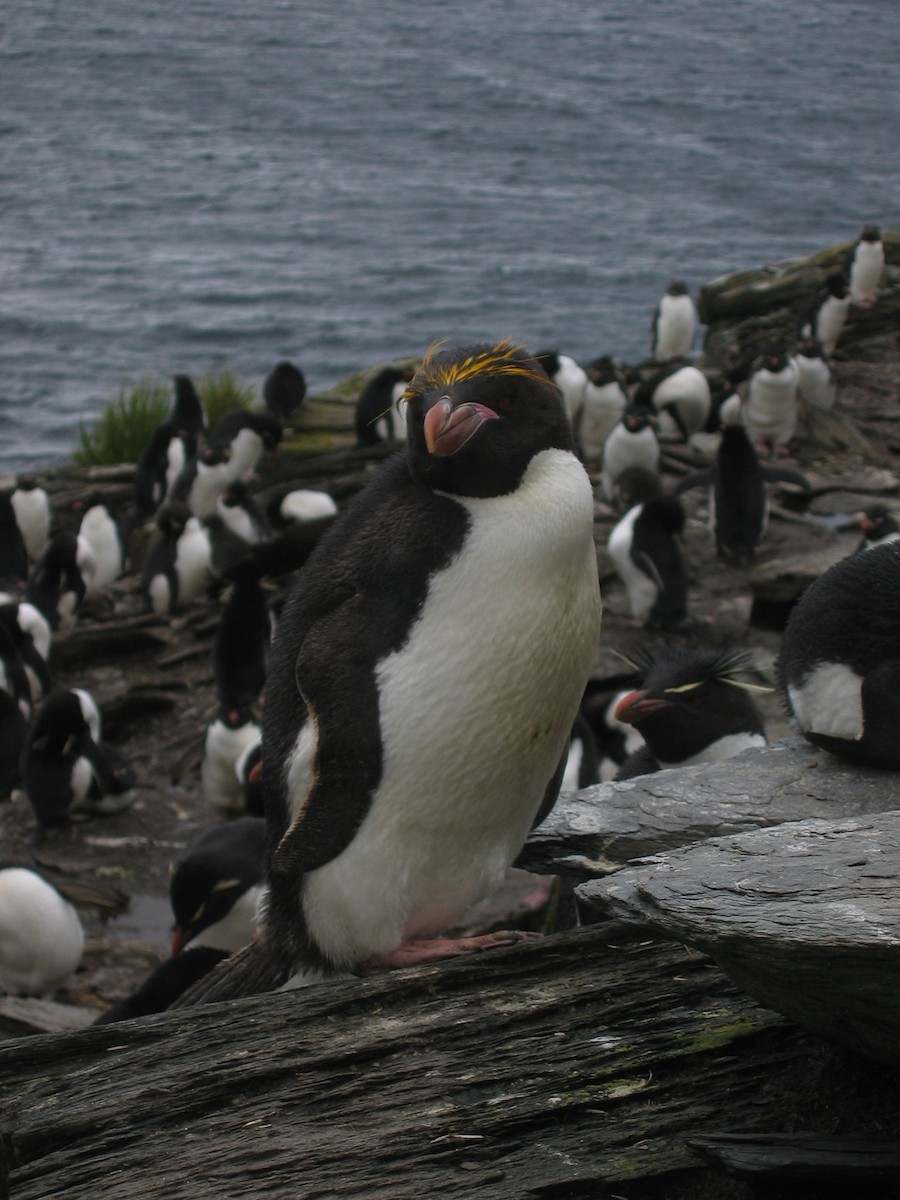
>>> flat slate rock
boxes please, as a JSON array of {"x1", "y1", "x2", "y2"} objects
[
  {"x1": 520, "y1": 737, "x2": 900, "y2": 880},
  {"x1": 579, "y1": 809, "x2": 900, "y2": 1065}
]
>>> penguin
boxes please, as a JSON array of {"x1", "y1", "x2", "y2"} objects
[
  {"x1": 607, "y1": 493, "x2": 689, "y2": 629},
  {"x1": 561, "y1": 711, "x2": 601, "y2": 792},
  {"x1": 236, "y1": 736, "x2": 264, "y2": 817},
  {"x1": 0, "y1": 866, "x2": 85, "y2": 995},
  {"x1": 613, "y1": 645, "x2": 769, "y2": 779},
  {"x1": 93, "y1": 947, "x2": 229, "y2": 1023},
  {"x1": 0, "y1": 618, "x2": 33, "y2": 720},
  {"x1": 634, "y1": 363, "x2": 711, "y2": 442},
  {"x1": 674, "y1": 422, "x2": 810, "y2": 565},
  {"x1": 140, "y1": 503, "x2": 213, "y2": 614},
  {"x1": 10, "y1": 474, "x2": 50, "y2": 562},
  {"x1": 844, "y1": 224, "x2": 884, "y2": 306},
  {"x1": 215, "y1": 480, "x2": 271, "y2": 545},
  {"x1": 175, "y1": 338, "x2": 602, "y2": 1005},
  {"x1": 579, "y1": 679, "x2": 646, "y2": 782},
  {"x1": 793, "y1": 336, "x2": 836, "y2": 411},
  {"x1": 212, "y1": 558, "x2": 273, "y2": 710},
  {"x1": 600, "y1": 405, "x2": 660, "y2": 503},
  {"x1": 263, "y1": 360, "x2": 307, "y2": 425},
  {"x1": 209, "y1": 410, "x2": 283, "y2": 483},
  {"x1": 0, "y1": 600, "x2": 51, "y2": 708},
  {"x1": 740, "y1": 347, "x2": 800, "y2": 452},
  {"x1": 354, "y1": 365, "x2": 415, "y2": 446},
  {"x1": 796, "y1": 272, "x2": 850, "y2": 357},
  {"x1": 26, "y1": 531, "x2": 88, "y2": 629},
  {"x1": 201, "y1": 704, "x2": 262, "y2": 815},
  {"x1": 856, "y1": 504, "x2": 900, "y2": 552},
  {"x1": 76, "y1": 496, "x2": 126, "y2": 593},
  {"x1": 609, "y1": 464, "x2": 663, "y2": 513},
  {"x1": 82, "y1": 739, "x2": 137, "y2": 815},
  {"x1": 776, "y1": 540, "x2": 900, "y2": 768},
  {"x1": 533, "y1": 350, "x2": 588, "y2": 427},
  {"x1": 0, "y1": 690, "x2": 26, "y2": 796},
  {"x1": 133, "y1": 375, "x2": 207, "y2": 518},
  {"x1": 169, "y1": 816, "x2": 267, "y2": 955},
  {"x1": 0, "y1": 493, "x2": 30, "y2": 592},
  {"x1": 19, "y1": 688, "x2": 103, "y2": 836},
  {"x1": 265, "y1": 487, "x2": 339, "y2": 530},
  {"x1": 651, "y1": 280, "x2": 697, "y2": 361},
  {"x1": 580, "y1": 356, "x2": 628, "y2": 464},
  {"x1": 170, "y1": 446, "x2": 233, "y2": 520}
]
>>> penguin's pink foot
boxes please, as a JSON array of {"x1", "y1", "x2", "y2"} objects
[{"x1": 362, "y1": 930, "x2": 542, "y2": 972}]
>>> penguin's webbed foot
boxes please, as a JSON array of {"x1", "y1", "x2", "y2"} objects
[{"x1": 361, "y1": 930, "x2": 542, "y2": 972}]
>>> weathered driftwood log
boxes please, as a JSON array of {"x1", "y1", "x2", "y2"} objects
[
  {"x1": 519, "y1": 737, "x2": 900, "y2": 881},
  {"x1": 579, "y1": 810, "x2": 900, "y2": 1066},
  {"x1": 4, "y1": 920, "x2": 898, "y2": 1200},
  {"x1": 689, "y1": 1132, "x2": 900, "y2": 1191}
]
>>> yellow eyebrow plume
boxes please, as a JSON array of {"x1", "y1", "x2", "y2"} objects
[{"x1": 404, "y1": 338, "x2": 554, "y2": 401}]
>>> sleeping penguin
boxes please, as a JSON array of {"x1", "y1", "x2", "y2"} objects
[
  {"x1": 175, "y1": 338, "x2": 602, "y2": 1004},
  {"x1": 777, "y1": 540, "x2": 900, "y2": 768},
  {"x1": 613, "y1": 645, "x2": 769, "y2": 779}
]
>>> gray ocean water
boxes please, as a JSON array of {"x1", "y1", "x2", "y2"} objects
[{"x1": 3, "y1": 0, "x2": 899, "y2": 474}]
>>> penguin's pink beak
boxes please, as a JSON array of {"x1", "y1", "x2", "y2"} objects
[
  {"x1": 614, "y1": 689, "x2": 669, "y2": 724},
  {"x1": 423, "y1": 398, "x2": 499, "y2": 456}
]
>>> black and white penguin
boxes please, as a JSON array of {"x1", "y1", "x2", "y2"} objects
[
  {"x1": 776, "y1": 541, "x2": 900, "y2": 768},
  {"x1": 609, "y1": 464, "x2": 663, "y2": 513},
  {"x1": 0, "y1": 493, "x2": 30, "y2": 593},
  {"x1": 796, "y1": 272, "x2": 850, "y2": 357},
  {"x1": 75, "y1": 495, "x2": 126, "y2": 593},
  {"x1": 856, "y1": 504, "x2": 900, "y2": 552},
  {"x1": 580, "y1": 355, "x2": 628, "y2": 464},
  {"x1": 215, "y1": 479, "x2": 271, "y2": 545},
  {"x1": 169, "y1": 446, "x2": 233, "y2": 520},
  {"x1": 169, "y1": 816, "x2": 267, "y2": 955},
  {"x1": 674, "y1": 422, "x2": 810, "y2": 565},
  {"x1": 561, "y1": 711, "x2": 601, "y2": 792},
  {"x1": 0, "y1": 618, "x2": 33, "y2": 720},
  {"x1": 740, "y1": 347, "x2": 800, "y2": 452},
  {"x1": 354, "y1": 365, "x2": 415, "y2": 446},
  {"x1": 613, "y1": 645, "x2": 769, "y2": 779},
  {"x1": 793, "y1": 336, "x2": 836, "y2": 411},
  {"x1": 533, "y1": 350, "x2": 588, "y2": 428},
  {"x1": 600, "y1": 405, "x2": 660, "y2": 503},
  {"x1": 607, "y1": 493, "x2": 690, "y2": 629},
  {"x1": 201, "y1": 704, "x2": 262, "y2": 816},
  {"x1": 0, "y1": 866, "x2": 85, "y2": 995},
  {"x1": 209, "y1": 410, "x2": 283, "y2": 483},
  {"x1": 133, "y1": 375, "x2": 207, "y2": 519},
  {"x1": 25, "y1": 531, "x2": 89, "y2": 629},
  {"x1": 0, "y1": 691, "x2": 27, "y2": 796},
  {"x1": 0, "y1": 600, "x2": 51, "y2": 704},
  {"x1": 651, "y1": 280, "x2": 697, "y2": 361},
  {"x1": 140, "y1": 503, "x2": 213, "y2": 614},
  {"x1": 176, "y1": 338, "x2": 602, "y2": 1004},
  {"x1": 212, "y1": 558, "x2": 273, "y2": 711},
  {"x1": 844, "y1": 224, "x2": 885, "y2": 307},
  {"x1": 263, "y1": 360, "x2": 307, "y2": 425},
  {"x1": 236, "y1": 736, "x2": 264, "y2": 817},
  {"x1": 94, "y1": 946, "x2": 229, "y2": 1023},
  {"x1": 634, "y1": 363, "x2": 711, "y2": 442},
  {"x1": 10, "y1": 474, "x2": 50, "y2": 563},
  {"x1": 19, "y1": 688, "x2": 103, "y2": 836}
]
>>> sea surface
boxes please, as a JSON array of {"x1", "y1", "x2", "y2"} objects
[{"x1": 3, "y1": 0, "x2": 899, "y2": 473}]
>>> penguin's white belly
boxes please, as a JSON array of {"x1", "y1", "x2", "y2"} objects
[
  {"x1": 744, "y1": 371, "x2": 798, "y2": 444},
  {"x1": 225, "y1": 431, "x2": 264, "y2": 482},
  {"x1": 11, "y1": 493, "x2": 49, "y2": 561},
  {"x1": 607, "y1": 505, "x2": 657, "y2": 621},
  {"x1": 655, "y1": 297, "x2": 696, "y2": 359},
  {"x1": 580, "y1": 385, "x2": 625, "y2": 460},
  {"x1": 218, "y1": 503, "x2": 257, "y2": 544},
  {"x1": 554, "y1": 356, "x2": 588, "y2": 423},
  {"x1": 203, "y1": 719, "x2": 262, "y2": 813},
  {"x1": 788, "y1": 662, "x2": 864, "y2": 741},
  {"x1": 795, "y1": 357, "x2": 835, "y2": 410},
  {"x1": 175, "y1": 524, "x2": 212, "y2": 605},
  {"x1": 300, "y1": 449, "x2": 601, "y2": 967},
  {"x1": 0, "y1": 869, "x2": 84, "y2": 996},
  {"x1": 81, "y1": 521, "x2": 122, "y2": 591},
  {"x1": 850, "y1": 243, "x2": 883, "y2": 303},
  {"x1": 190, "y1": 468, "x2": 229, "y2": 518},
  {"x1": 601, "y1": 428, "x2": 659, "y2": 500},
  {"x1": 652, "y1": 368, "x2": 711, "y2": 435},
  {"x1": 814, "y1": 298, "x2": 850, "y2": 355},
  {"x1": 280, "y1": 490, "x2": 339, "y2": 524}
]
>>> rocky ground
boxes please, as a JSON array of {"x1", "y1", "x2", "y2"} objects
[{"x1": 1, "y1": 331, "x2": 898, "y2": 1032}]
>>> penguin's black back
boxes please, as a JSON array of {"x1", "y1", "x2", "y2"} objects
[
  {"x1": 212, "y1": 562, "x2": 272, "y2": 709},
  {"x1": 264, "y1": 361, "x2": 307, "y2": 423},
  {"x1": 714, "y1": 425, "x2": 766, "y2": 563},
  {"x1": 354, "y1": 366, "x2": 411, "y2": 446},
  {"x1": 631, "y1": 495, "x2": 688, "y2": 629}
]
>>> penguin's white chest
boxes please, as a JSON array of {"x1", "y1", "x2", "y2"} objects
[
  {"x1": 225, "y1": 430, "x2": 264, "y2": 481},
  {"x1": 788, "y1": 662, "x2": 864, "y2": 741},
  {"x1": 11, "y1": 491, "x2": 50, "y2": 561},
  {"x1": 652, "y1": 367, "x2": 711, "y2": 436},
  {"x1": 849, "y1": 242, "x2": 884, "y2": 303},
  {"x1": 608, "y1": 504, "x2": 658, "y2": 621},
  {"x1": 601, "y1": 426, "x2": 659, "y2": 500},
  {"x1": 795, "y1": 355, "x2": 835, "y2": 410},
  {"x1": 815, "y1": 296, "x2": 850, "y2": 355},
  {"x1": 79, "y1": 509, "x2": 122, "y2": 591},
  {"x1": 745, "y1": 366, "x2": 799, "y2": 444},
  {"x1": 175, "y1": 521, "x2": 212, "y2": 604},
  {"x1": 655, "y1": 295, "x2": 696, "y2": 359},
  {"x1": 202, "y1": 717, "x2": 262, "y2": 814},
  {"x1": 0, "y1": 869, "x2": 84, "y2": 996},
  {"x1": 300, "y1": 449, "x2": 602, "y2": 967},
  {"x1": 580, "y1": 383, "x2": 626, "y2": 460},
  {"x1": 190, "y1": 464, "x2": 230, "y2": 518}
]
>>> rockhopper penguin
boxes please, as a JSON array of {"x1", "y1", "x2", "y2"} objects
[{"x1": 176, "y1": 339, "x2": 602, "y2": 1004}]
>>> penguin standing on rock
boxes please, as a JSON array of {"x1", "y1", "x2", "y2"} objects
[
  {"x1": 777, "y1": 541, "x2": 900, "y2": 768},
  {"x1": 607, "y1": 494, "x2": 690, "y2": 629},
  {"x1": 580, "y1": 355, "x2": 628, "y2": 464},
  {"x1": 212, "y1": 558, "x2": 273, "y2": 711},
  {"x1": 613, "y1": 645, "x2": 769, "y2": 779},
  {"x1": 11, "y1": 475, "x2": 50, "y2": 562},
  {"x1": 75, "y1": 496, "x2": 126, "y2": 593},
  {"x1": 19, "y1": 689, "x2": 107, "y2": 837},
  {"x1": 794, "y1": 336, "x2": 836, "y2": 410},
  {"x1": 133, "y1": 375, "x2": 206, "y2": 518},
  {"x1": 600, "y1": 405, "x2": 659, "y2": 503},
  {"x1": 140, "y1": 503, "x2": 213, "y2": 614},
  {"x1": 263, "y1": 361, "x2": 306, "y2": 425},
  {"x1": 740, "y1": 348, "x2": 800, "y2": 452},
  {"x1": 201, "y1": 704, "x2": 263, "y2": 816},
  {"x1": 796, "y1": 273, "x2": 850, "y2": 357},
  {"x1": 354, "y1": 365, "x2": 415, "y2": 446},
  {"x1": 26, "y1": 531, "x2": 89, "y2": 629},
  {"x1": 674, "y1": 423, "x2": 810, "y2": 565},
  {"x1": 844, "y1": 224, "x2": 884, "y2": 306},
  {"x1": 651, "y1": 280, "x2": 697, "y2": 361},
  {"x1": 175, "y1": 338, "x2": 602, "y2": 1005}
]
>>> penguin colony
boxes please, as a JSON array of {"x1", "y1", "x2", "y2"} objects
[{"x1": 0, "y1": 222, "x2": 896, "y2": 1018}]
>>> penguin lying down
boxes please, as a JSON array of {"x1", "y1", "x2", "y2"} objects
[{"x1": 174, "y1": 339, "x2": 602, "y2": 1006}]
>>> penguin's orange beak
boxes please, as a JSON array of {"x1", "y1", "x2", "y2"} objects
[
  {"x1": 423, "y1": 398, "x2": 499, "y2": 456},
  {"x1": 614, "y1": 689, "x2": 669, "y2": 724}
]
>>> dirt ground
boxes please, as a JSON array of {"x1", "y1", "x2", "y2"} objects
[{"x1": 1, "y1": 341, "x2": 898, "y2": 1026}]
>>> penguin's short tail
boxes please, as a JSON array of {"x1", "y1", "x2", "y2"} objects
[{"x1": 170, "y1": 934, "x2": 291, "y2": 1008}]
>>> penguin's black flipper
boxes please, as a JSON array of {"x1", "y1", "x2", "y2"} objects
[
  {"x1": 759, "y1": 465, "x2": 811, "y2": 489},
  {"x1": 673, "y1": 467, "x2": 713, "y2": 496},
  {"x1": 171, "y1": 934, "x2": 292, "y2": 1006}
]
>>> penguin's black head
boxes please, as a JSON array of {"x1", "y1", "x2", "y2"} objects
[
  {"x1": 263, "y1": 361, "x2": 307, "y2": 421},
  {"x1": 15, "y1": 474, "x2": 39, "y2": 491},
  {"x1": 666, "y1": 280, "x2": 689, "y2": 296},
  {"x1": 201, "y1": 447, "x2": 229, "y2": 468},
  {"x1": 613, "y1": 645, "x2": 768, "y2": 764},
  {"x1": 403, "y1": 340, "x2": 573, "y2": 498},
  {"x1": 28, "y1": 689, "x2": 91, "y2": 757},
  {"x1": 533, "y1": 349, "x2": 562, "y2": 379},
  {"x1": 622, "y1": 405, "x2": 655, "y2": 435},
  {"x1": 859, "y1": 504, "x2": 898, "y2": 540},
  {"x1": 586, "y1": 355, "x2": 620, "y2": 388},
  {"x1": 826, "y1": 272, "x2": 848, "y2": 298},
  {"x1": 760, "y1": 347, "x2": 789, "y2": 374},
  {"x1": 157, "y1": 503, "x2": 191, "y2": 540},
  {"x1": 169, "y1": 816, "x2": 265, "y2": 954},
  {"x1": 613, "y1": 466, "x2": 661, "y2": 511},
  {"x1": 860, "y1": 225, "x2": 881, "y2": 243},
  {"x1": 796, "y1": 336, "x2": 825, "y2": 360},
  {"x1": 221, "y1": 480, "x2": 250, "y2": 509}
]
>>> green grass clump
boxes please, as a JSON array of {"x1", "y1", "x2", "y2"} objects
[
  {"x1": 74, "y1": 378, "x2": 170, "y2": 467},
  {"x1": 199, "y1": 365, "x2": 254, "y2": 427}
]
